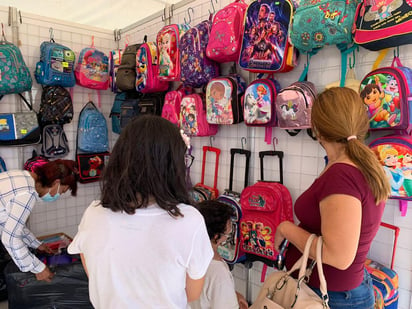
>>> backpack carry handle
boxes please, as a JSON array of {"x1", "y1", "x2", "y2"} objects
[
  {"x1": 229, "y1": 148, "x2": 251, "y2": 191},
  {"x1": 259, "y1": 150, "x2": 284, "y2": 184},
  {"x1": 201, "y1": 146, "x2": 221, "y2": 189}
]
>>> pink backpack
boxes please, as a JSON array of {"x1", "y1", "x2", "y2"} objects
[
  {"x1": 161, "y1": 87, "x2": 192, "y2": 125},
  {"x1": 275, "y1": 81, "x2": 317, "y2": 130},
  {"x1": 179, "y1": 93, "x2": 218, "y2": 137},
  {"x1": 75, "y1": 47, "x2": 109, "y2": 90},
  {"x1": 136, "y1": 42, "x2": 169, "y2": 93},
  {"x1": 156, "y1": 24, "x2": 190, "y2": 82},
  {"x1": 206, "y1": 0, "x2": 248, "y2": 63}
]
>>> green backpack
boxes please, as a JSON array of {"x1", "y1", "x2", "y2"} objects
[
  {"x1": 289, "y1": 0, "x2": 359, "y2": 55},
  {"x1": 0, "y1": 41, "x2": 32, "y2": 96}
]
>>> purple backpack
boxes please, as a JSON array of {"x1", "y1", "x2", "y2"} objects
[
  {"x1": 180, "y1": 20, "x2": 220, "y2": 88},
  {"x1": 275, "y1": 81, "x2": 317, "y2": 130}
]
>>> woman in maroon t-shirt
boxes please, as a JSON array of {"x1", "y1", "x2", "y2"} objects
[{"x1": 274, "y1": 87, "x2": 391, "y2": 309}]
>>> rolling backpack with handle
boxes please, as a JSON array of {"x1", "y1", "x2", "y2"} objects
[
  {"x1": 217, "y1": 144, "x2": 251, "y2": 265},
  {"x1": 191, "y1": 145, "x2": 221, "y2": 202},
  {"x1": 239, "y1": 150, "x2": 294, "y2": 266}
]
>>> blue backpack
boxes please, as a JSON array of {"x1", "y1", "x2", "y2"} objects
[
  {"x1": 35, "y1": 41, "x2": 76, "y2": 87},
  {"x1": 77, "y1": 101, "x2": 109, "y2": 153}
]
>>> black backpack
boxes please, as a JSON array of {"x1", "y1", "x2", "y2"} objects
[
  {"x1": 41, "y1": 124, "x2": 69, "y2": 158},
  {"x1": 38, "y1": 86, "x2": 73, "y2": 126},
  {"x1": 115, "y1": 44, "x2": 141, "y2": 91}
]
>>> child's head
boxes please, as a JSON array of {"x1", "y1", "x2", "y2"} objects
[
  {"x1": 210, "y1": 82, "x2": 225, "y2": 101},
  {"x1": 196, "y1": 200, "x2": 234, "y2": 243},
  {"x1": 101, "y1": 115, "x2": 189, "y2": 216}
]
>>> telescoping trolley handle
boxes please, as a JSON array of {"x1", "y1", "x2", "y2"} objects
[
  {"x1": 228, "y1": 148, "x2": 251, "y2": 191},
  {"x1": 259, "y1": 150, "x2": 284, "y2": 184},
  {"x1": 201, "y1": 146, "x2": 221, "y2": 190}
]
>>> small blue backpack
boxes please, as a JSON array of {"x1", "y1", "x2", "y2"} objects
[
  {"x1": 35, "y1": 40, "x2": 76, "y2": 87},
  {"x1": 77, "y1": 101, "x2": 109, "y2": 153}
]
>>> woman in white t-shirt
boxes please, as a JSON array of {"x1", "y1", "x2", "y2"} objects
[
  {"x1": 189, "y1": 200, "x2": 249, "y2": 309},
  {"x1": 68, "y1": 115, "x2": 213, "y2": 309}
]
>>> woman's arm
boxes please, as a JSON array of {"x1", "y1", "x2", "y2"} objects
[
  {"x1": 80, "y1": 253, "x2": 89, "y2": 277},
  {"x1": 275, "y1": 194, "x2": 361, "y2": 270},
  {"x1": 185, "y1": 274, "x2": 205, "y2": 302}
]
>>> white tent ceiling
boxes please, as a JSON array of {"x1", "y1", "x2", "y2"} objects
[{"x1": 0, "y1": 0, "x2": 181, "y2": 30}]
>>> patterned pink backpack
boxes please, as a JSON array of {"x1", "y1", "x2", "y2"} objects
[
  {"x1": 161, "y1": 87, "x2": 192, "y2": 126},
  {"x1": 75, "y1": 46, "x2": 109, "y2": 90},
  {"x1": 206, "y1": 0, "x2": 248, "y2": 63},
  {"x1": 179, "y1": 93, "x2": 218, "y2": 136},
  {"x1": 275, "y1": 81, "x2": 317, "y2": 130},
  {"x1": 136, "y1": 41, "x2": 169, "y2": 93},
  {"x1": 156, "y1": 24, "x2": 190, "y2": 82}
]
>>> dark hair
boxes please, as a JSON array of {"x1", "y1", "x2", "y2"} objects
[
  {"x1": 34, "y1": 160, "x2": 78, "y2": 196},
  {"x1": 360, "y1": 83, "x2": 380, "y2": 99},
  {"x1": 196, "y1": 200, "x2": 234, "y2": 240},
  {"x1": 101, "y1": 115, "x2": 190, "y2": 216}
]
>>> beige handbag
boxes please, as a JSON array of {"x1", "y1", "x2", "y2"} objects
[{"x1": 250, "y1": 234, "x2": 329, "y2": 309}]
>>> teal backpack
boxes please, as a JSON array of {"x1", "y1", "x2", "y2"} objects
[
  {"x1": 0, "y1": 41, "x2": 32, "y2": 96},
  {"x1": 289, "y1": 0, "x2": 359, "y2": 55}
]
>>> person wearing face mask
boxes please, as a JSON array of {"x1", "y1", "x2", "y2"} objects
[{"x1": 0, "y1": 159, "x2": 78, "y2": 282}]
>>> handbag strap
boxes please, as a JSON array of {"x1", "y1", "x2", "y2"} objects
[
  {"x1": 286, "y1": 234, "x2": 316, "y2": 277},
  {"x1": 316, "y1": 236, "x2": 329, "y2": 307}
]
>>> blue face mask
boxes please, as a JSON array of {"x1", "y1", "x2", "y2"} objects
[{"x1": 41, "y1": 184, "x2": 61, "y2": 202}]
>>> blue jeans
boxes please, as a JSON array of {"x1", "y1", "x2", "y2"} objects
[{"x1": 311, "y1": 269, "x2": 375, "y2": 309}]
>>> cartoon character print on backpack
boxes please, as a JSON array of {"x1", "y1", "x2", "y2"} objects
[
  {"x1": 206, "y1": 80, "x2": 233, "y2": 124},
  {"x1": 360, "y1": 74, "x2": 401, "y2": 129},
  {"x1": 75, "y1": 48, "x2": 109, "y2": 89},
  {"x1": 370, "y1": 136, "x2": 412, "y2": 198},
  {"x1": 180, "y1": 97, "x2": 198, "y2": 135},
  {"x1": 239, "y1": 0, "x2": 291, "y2": 72},
  {"x1": 240, "y1": 221, "x2": 272, "y2": 257},
  {"x1": 244, "y1": 83, "x2": 272, "y2": 124}
]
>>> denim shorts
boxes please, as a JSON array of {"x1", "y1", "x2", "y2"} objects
[{"x1": 311, "y1": 268, "x2": 375, "y2": 309}]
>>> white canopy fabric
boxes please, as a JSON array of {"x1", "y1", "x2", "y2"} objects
[{"x1": 0, "y1": 0, "x2": 181, "y2": 30}]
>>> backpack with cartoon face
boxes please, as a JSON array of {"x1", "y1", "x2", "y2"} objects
[
  {"x1": 35, "y1": 41, "x2": 76, "y2": 87},
  {"x1": 136, "y1": 42, "x2": 169, "y2": 93},
  {"x1": 205, "y1": 75, "x2": 246, "y2": 125},
  {"x1": 75, "y1": 47, "x2": 109, "y2": 90},
  {"x1": 156, "y1": 24, "x2": 190, "y2": 82},
  {"x1": 238, "y1": 0, "x2": 296, "y2": 73},
  {"x1": 179, "y1": 93, "x2": 218, "y2": 137},
  {"x1": 359, "y1": 57, "x2": 412, "y2": 131}
]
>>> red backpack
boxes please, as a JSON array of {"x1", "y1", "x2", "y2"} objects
[{"x1": 239, "y1": 151, "x2": 294, "y2": 264}]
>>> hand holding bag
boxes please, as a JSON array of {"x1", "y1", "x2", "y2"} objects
[{"x1": 250, "y1": 234, "x2": 329, "y2": 309}]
